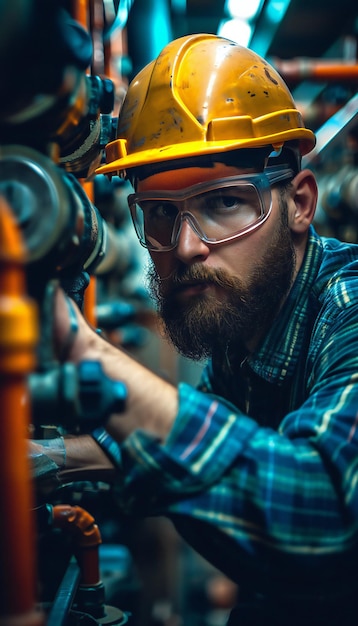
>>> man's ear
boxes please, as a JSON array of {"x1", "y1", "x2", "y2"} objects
[{"x1": 288, "y1": 169, "x2": 318, "y2": 234}]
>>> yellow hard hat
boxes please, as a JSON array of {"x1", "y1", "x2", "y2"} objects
[{"x1": 97, "y1": 33, "x2": 316, "y2": 177}]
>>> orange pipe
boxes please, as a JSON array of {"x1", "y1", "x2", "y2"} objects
[
  {"x1": 274, "y1": 59, "x2": 358, "y2": 82},
  {"x1": 71, "y1": 0, "x2": 88, "y2": 29},
  {"x1": 82, "y1": 180, "x2": 98, "y2": 328},
  {"x1": 0, "y1": 198, "x2": 44, "y2": 626},
  {"x1": 51, "y1": 505, "x2": 102, "y2": 586},
  {"x1": 83, "y1": 275, "x2": 97, "y2": 327}
]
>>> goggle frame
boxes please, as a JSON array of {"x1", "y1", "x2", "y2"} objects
[{"x1": 128, "y1": 166, "x2": 295, "y2": 252}]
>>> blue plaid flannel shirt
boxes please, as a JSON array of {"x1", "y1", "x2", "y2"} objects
[{"x1": 92, "y1": 225, "x2": 358, "y2": 601}]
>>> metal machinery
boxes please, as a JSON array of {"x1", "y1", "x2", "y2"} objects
[
  {"x1": 0, "y1": 1, "x2": 357, "y2": 625},
  {"x1": 0, "y1": 2, "x2": 147, "y2": 624}
]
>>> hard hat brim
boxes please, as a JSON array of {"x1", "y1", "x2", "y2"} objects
[{"x1": 96, "y1": 128, "x2": 316, "y2": 177}]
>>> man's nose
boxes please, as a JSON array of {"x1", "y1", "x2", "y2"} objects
[{"x1": 174, "y1": 216, "x2": 210, "y2": 264}]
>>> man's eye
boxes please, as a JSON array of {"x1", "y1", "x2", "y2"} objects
[
  {"x1": 221, "y1": 195, "x2": 242, "y2": 209},
  {"x1": 146, "y1": 202, "x2": 177, "y2": 220},
  {"x1": 205, "y1": 194, "x2": 244, "y2": 212}
]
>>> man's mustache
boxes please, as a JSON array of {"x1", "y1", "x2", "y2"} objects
[{"x1": 160, "y1": 264, "x2": 241, "y2": 297}]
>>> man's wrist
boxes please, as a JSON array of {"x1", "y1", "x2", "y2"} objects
[{"x1": 32, "y1": 436, "x2": 66, "y2": 470}]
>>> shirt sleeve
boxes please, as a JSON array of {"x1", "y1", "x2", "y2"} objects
[{"x1": 91, "y1": 426, "x2": 123, "y2": 466}]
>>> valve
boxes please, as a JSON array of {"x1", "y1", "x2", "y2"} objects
[{"x1": 29, "y1": 360, "x2": 127, "y2": 432}]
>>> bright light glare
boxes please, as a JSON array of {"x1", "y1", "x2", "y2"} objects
[
  {"x1": 217, "y1": 18, "x2": 252, "y2": 46},
  {"x1": 225, "y1": 0, "x2": 262, "y2": 20}
]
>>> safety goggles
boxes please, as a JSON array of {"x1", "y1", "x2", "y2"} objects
[{"x1": 128, "y1": 166, "x2": 294, "y2": 252}]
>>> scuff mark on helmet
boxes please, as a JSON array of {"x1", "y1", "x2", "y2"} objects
[
  {"x1": 134, "y1": 137, "x2": 146, "y2": 148},
  {"x1": 264, "y1": 67, "x2": 278, "y2": 85},
  {"x1": 168, "y1": 107, "x2": 184, "y2": 128}
]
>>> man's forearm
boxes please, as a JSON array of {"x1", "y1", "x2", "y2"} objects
[
  {"x1": 56, "y1": 289, "x2": 179, "y2": 444},
  {"x1": 30, "y1": 434, "x2": 117, "y2": 484}
]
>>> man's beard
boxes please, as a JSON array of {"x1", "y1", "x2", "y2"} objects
[{"x1": 147, "y1": 204, "x2": 296, "y2": 360}]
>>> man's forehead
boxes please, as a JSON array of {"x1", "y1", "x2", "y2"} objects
[{"x1": 136, "y1": 162, "x2": 257, "y2": 192}]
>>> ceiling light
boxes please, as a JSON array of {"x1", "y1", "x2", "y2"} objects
[
  {"x1": 225, "y1": 0, "x2": 263, "y2": 21},
  {"x1": 217, "y1": 18, "x2": 252, "y2": 46}
]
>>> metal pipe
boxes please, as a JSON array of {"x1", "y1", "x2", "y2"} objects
[
  {"x1": 46, "y1": 559, "x2": 81, "y2": 626},
  {"x1": 302, "y1": 92, "x2": 358, "y2": 168}
]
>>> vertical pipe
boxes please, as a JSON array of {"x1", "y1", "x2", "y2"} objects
[
  {"x1": 71, "y1": 0, "x2": 89, "y2": 29},
  {"x1": 82, "y1": 181, "x2": 98, "y2": 328},
  {"x1": 0, "y1": 198, "x2": 44, "y2": 625}
]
